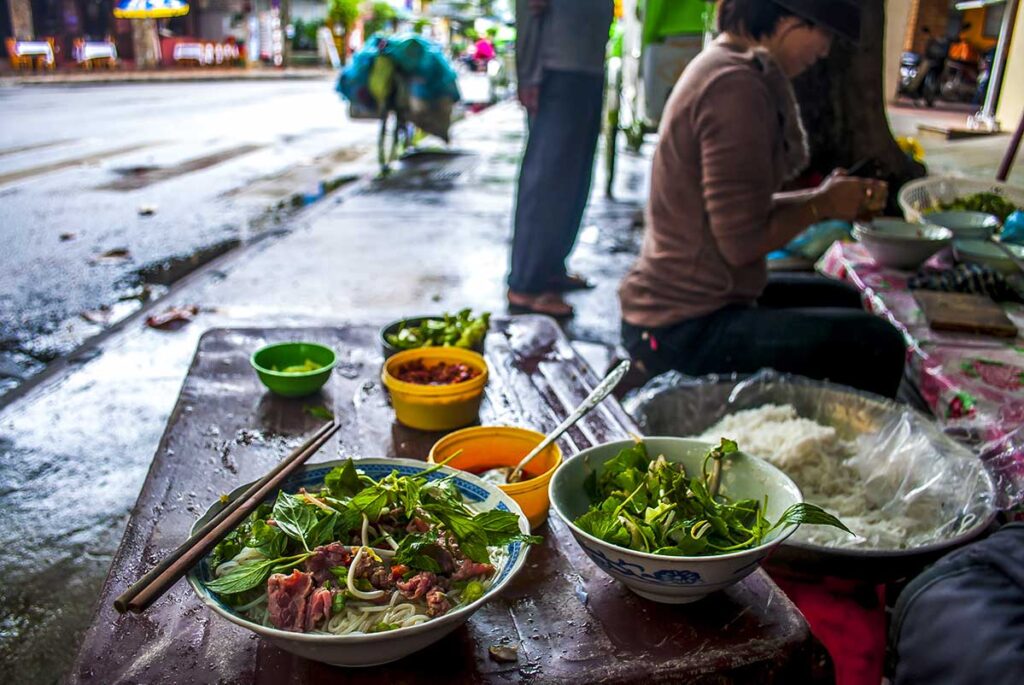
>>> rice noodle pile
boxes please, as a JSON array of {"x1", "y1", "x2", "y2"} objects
[{"x1": 695, "y1": 404, "x2": 937, "y2": 549}]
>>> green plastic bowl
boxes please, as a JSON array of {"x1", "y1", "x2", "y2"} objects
[{"x1": 250, "y1": 342, "x2": 337, "y2": 398}]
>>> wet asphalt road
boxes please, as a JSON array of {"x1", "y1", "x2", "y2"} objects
[{"x1": 0, "y1": 79, "x2": 378, "y2": 398}]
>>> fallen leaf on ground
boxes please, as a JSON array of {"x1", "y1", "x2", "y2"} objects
[
  {"x1": 92, "y1": 247, "x2": 132, "y2": 264},
  {"x1": 488, "y1": 645, "x2": 518, "y2": 663},
  {"x1": 304, "y1": 405, "x2": 334, "y2": 421},
  {"x1": 145, "y1": 304, "x2": 199, "y2": 330}
]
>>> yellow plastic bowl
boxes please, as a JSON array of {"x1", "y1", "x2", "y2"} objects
[
  {"x1": 428, "y1": 426, "x2": 562, "y2": 529},
  {"x1": 381, "y1": 348, "x2": 489, "y2": 431}
]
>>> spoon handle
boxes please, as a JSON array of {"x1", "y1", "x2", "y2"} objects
[{"x1": 509, "y1": 360, "x2": 631, "y2": 482}]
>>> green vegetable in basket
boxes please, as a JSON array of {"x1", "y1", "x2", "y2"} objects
[
  {"x1": 386, "y1": 309, "x2": 490, "y2": 351},
  {"x1": 574, "y1": 439, "x2": 852, "y2": 557},
  {"x1": 934, "y1": 192, "x2": 1021, "y2": 223}
]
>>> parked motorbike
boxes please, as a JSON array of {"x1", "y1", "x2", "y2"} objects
[{"x1": 939, "y1": 39, "x2": 981, "y2": 103}]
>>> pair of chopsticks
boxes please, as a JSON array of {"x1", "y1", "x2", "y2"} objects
[{"x1": 114, "y1": 419, "x2": 341, "y2": 614}]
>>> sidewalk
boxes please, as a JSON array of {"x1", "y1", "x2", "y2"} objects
[
  {"x1": 0, "y1": 66, "x2": 334, "y2": 87},
  {"x1": 0, "y1": 101, "x2": 649, "y2": 684}
]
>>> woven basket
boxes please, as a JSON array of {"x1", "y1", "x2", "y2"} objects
[{"x1": 898, "y1": 176, "x2": 1024, "y2": 223}]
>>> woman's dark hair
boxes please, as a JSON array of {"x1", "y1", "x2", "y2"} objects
[{"x1": 717, "y1": 0, "x2": 798, "y2": 39}]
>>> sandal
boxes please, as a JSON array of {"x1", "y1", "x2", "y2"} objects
[
  {"x1": 548, "y1": 273, "x2": 595, "y2": 292},
  {"x1": 507, "y1": 290, "x2": 574, "y2": 318}
]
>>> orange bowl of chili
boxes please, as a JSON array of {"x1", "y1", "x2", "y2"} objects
[{"x1": 381, "y1": 347, "x2": 489, "y2": 431}]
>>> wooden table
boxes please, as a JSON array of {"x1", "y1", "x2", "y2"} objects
[{"x1": 69, "y1": 316, "x2": 831, "y2": 684}]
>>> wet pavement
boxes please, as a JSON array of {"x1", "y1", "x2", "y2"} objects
[
  {"x1": 0, "y1": 95, "x2": 1013, "y2": 684},
  {"x1": 0, "y1": 79, "x2": 378, "y2": 397},
  {"x1": 0, "y1": 99, "x2": 650, "y2": 684}
]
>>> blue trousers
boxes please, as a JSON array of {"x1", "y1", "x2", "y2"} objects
[{"x1": 509, "y1": 69, "x2": 605, "y2": 293}]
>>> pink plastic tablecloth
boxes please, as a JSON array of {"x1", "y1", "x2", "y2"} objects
[{"x1": 818, "y1": 241, "x2": 1024, "y2": 505}]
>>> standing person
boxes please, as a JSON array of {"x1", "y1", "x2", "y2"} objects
[
  {"x1": 618, "y1": 0, "x2": 907, "y2": 398},
  {"x1": 508, "y1": 0, "x2": 615, "y2": 317}
]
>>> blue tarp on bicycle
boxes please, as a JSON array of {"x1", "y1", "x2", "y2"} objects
[{"x1": 337, "y1": 33, "x2": 461, "y2": 142}]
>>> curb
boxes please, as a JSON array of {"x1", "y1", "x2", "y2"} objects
[{"x1": 0, "y1": 68, "x2": 334, "y2": 88}]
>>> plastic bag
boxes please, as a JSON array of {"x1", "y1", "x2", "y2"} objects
[{"x1": 622, "y1": 369, "x2": 997, "y2": 549}]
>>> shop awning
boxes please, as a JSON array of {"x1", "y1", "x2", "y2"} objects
[{"x1": 113, "y1": 0, "x2": 190, "y2": 19}]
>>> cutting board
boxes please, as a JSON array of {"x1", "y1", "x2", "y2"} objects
[{"x1": 914, "y1": 291, "x2": 1019, "y2": 338}]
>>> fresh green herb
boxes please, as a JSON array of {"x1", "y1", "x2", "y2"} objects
[
  {"x1": 205, "y1": 553, "x2": 311, "y2": 595},
  {"x1": 935, "y1": 192, "x2": 1020, "y2": 222},
  {"x1": 462, "y1": 580, "x2": 486, "y2": 603},
  {"x1": 208, "y1": 458, "x2": 542, "y2": 603},
  {"x1": 304, "y1": 404, "x2": 334, "y2": 421},
  {"x1": 324, "y1": 459, "x2": 364, "y2": 498},
  {"x1": 369, "y1": 622, "x2": 400, "y2": 633},
  {"x1": 386, "y1": 309, "x2": 490, "y2": 351},
  {"x1": 271, "y1": 492, "x2": 320, "y2": 552},
  {"x1": 573, "y1": 440, "x2": 852, "y2": 556}
]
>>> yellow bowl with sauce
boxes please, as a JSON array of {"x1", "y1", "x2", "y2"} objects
[
  {"x1": 428, "y1": 426, "x2": 562, "y2": 529},
  {"x1": 381, "y1": 348, "x2": 489, "y2": 431}
]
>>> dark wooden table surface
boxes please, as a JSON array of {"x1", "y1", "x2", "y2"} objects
[{"x1": 70, "y1": 316, "x2": 831, "y2": 684}]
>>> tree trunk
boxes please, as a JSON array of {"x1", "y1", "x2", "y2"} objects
[{"x1": 792, "y1": 0, "x2": 925, "y2": 212}]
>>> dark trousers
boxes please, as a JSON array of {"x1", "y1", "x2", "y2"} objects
[
  {"x1": 509, "y1": 69, "x2": 605, "y2": 293},
  {"x1": 622, "y1": 273, "x2": 907, "y2": 398}
]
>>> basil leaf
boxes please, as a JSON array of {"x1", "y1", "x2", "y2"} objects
[
  {"x1": 250, "y1": 518, "x2": 288, "y2": 559},
  {"x1": 325, "y1": 460, "x2": 363, "y2": 499},
  {"x1": 272, "y1": 492, "x2": 318, "y2": 551},
  {"x1": 423, "y1": 506, "x2": 490, "y2": 563},
  {"x1": 472, "y1": 510, "x2": 542, "y2": 547},
  {"x1": 350, "y1": 486, "x2": 388, "y2": 521},
  {"x1": 206, "y1": 558, "x2": 278, "y2": 595},
  {"x1": 393, "y1": 534, "x2": 444, "y2": 573}
]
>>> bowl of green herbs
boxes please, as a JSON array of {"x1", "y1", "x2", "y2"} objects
[
  {"x1": 380, "y1": 309, "x2": 490, "y2": 360},
  {"x1": 549, "y1": 438, "x2": 852, "y2": 603}
]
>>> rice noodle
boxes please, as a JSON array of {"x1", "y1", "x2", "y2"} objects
[
  {"x1": 695, "y1": 404, "x2": 941, "y2": 549},
  {"x1": 220, "y1": 509, "x2": 510, "y2": 636}
]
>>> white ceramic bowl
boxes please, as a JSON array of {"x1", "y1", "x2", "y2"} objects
[
  {"x1": 924, "y1": 211, "x2": 1001, "y2": 240},
  {"x1": 953, "y1": 239, "x2": 1024, "y2": 275},
  {"x1": 549, "y1": 438, "x2": 803, "y2": 604},
  {"x1": 187, "y1": 458, "x2": 531, "y2": 667},
  {"x1": 854, "y1": 220, "x2": 953, "y2": 270}
]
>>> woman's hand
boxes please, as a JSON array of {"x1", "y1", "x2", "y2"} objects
[{"x1": 818, "y1": 170, "x2": 888, "y2": 221}]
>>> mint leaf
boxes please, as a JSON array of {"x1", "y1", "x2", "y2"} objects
[{"x1": 249, "y1": 518, "x2": 288, "y2": 559}]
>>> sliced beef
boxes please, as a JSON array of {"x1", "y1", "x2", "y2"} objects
[
  {"x1": 419, "y1": 541, "x2": 456, "y2": 575},
  {"x1": 425, "y1": 587, "x2": 452, "y2": 617},
  {"x1": 351, "y1": 549, "x2": 393, "y2": 590},
  {"x1": 304, "y1": 587, "x2": 332, "y2": 632},
  {"x1": 451, "y1": 559, "x2": 495, "y2": 581},
  {"x1": 303, "y1": 542, "x2": 352, "y2": 584},
  {"x1": 397, "y1": 572, "x2": 438, "y2": 601},
  {"x1": 267, "y1": 569, "x2": 313, "y2": 632},
  {"x1": 406, "y1": 517, "x2": 430, "y2": 533}
]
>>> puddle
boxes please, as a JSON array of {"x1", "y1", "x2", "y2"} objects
[{"x1": 98, "y1": 144, "x2": 266, "y2": 191}]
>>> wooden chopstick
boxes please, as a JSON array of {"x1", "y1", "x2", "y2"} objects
[{"x1": 114, "y1": 419, "x2": 340, "y2": 614}]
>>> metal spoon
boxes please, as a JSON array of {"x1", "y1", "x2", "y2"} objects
[{"x1": 480, "y1": 360, "x2": 631, "y2": 485}]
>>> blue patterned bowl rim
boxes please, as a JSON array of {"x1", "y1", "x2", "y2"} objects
[{"x1": 186, "y1": 457, "x2": 530, "y2": 643}]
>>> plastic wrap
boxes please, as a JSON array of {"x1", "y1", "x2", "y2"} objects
[{"x1": 623, "y1": 370, "x2": 996, "y2": 552}]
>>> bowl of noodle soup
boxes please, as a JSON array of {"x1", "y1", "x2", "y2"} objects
[{"x1": 186, "y1": 458, "x2": 532, "y2": 667}]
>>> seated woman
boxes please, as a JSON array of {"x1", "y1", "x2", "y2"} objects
[{"x1": 619, "y1": 0, "x2": 906, "y2": 398}]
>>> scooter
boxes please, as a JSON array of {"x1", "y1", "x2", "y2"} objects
[{"x1": 898, "y1": 28, "x2": 945, "y2": 107}]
